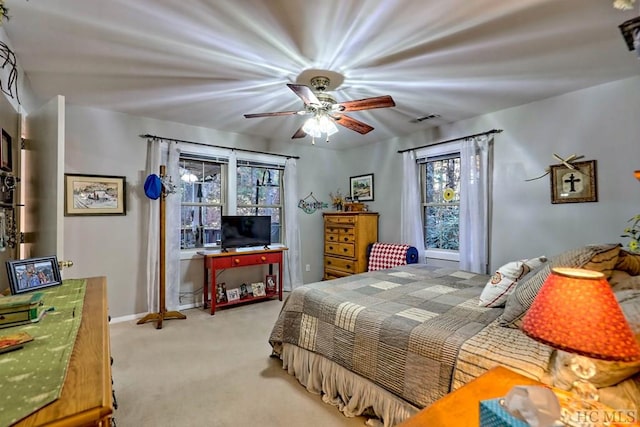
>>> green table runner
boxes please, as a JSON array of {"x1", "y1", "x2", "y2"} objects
[{"x1": 0, "y1": 279, "x2": 86, "y2": 426}]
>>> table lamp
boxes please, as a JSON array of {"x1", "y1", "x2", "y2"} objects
[{"x1": 522, "y1": 267, "x2": 640, "y2": 404}]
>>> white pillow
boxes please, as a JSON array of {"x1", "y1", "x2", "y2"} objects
[{"x1": 479, "y1": 256, "x2": 547, "y2": 308}]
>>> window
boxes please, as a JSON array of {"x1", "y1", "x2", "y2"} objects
[
  {"x1": 180, "y1": 157, "x2": 225, "y2": 249},
  {"x1": 420, "y1": 147, "x2": 461, "y2": 258},
  {"x1": 236, "y1": 162, "x2": 283, "y2": 244}
]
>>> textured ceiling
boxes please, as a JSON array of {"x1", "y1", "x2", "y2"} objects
[{"x1": 3, "y1": 0, "x2": 639, "y2": 149}]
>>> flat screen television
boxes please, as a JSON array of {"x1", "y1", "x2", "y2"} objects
[{"x1": 221, "y1": 215, "x2": 271, "y2": 250}]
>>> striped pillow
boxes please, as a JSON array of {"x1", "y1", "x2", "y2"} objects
[
  {"x1": 616, "y1": 250, "x2": 640, "y2": 276},
  {"x1": 499, "y1": 243, "x2": 622, "y2": 328}
]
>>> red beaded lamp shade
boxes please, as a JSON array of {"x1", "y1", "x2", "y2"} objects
[{"x1": 522, "y1": 267, "x2": 640, "y2": 362}]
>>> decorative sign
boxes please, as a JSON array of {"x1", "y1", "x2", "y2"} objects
[
  {"x1": 298, "y1": 192, "x2": 328, "y2": 214},
  {"x1": 443, "y1": 188, "x2": 455, "y2": 201}
]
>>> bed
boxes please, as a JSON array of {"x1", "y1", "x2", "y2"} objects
[{"x1": 269, "y1": 244, "x2": 640, "y2": 426}]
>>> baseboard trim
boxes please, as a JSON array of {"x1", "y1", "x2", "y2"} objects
[{"x1": 110, "y1": 302, "x2": 203, "y2": 324}]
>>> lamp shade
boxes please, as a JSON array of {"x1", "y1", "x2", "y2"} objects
[{"x1": 522, "y1": 267, "x2": 640, "y2": 362}]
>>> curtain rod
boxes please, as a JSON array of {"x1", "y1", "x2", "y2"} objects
[
  {"x1": 140, "y1": 134, "x2": 300, "y2": 159},
  {"x1": 397, "y1": 128, "x2": 503, "y2": 153}
]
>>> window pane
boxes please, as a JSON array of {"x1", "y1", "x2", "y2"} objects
[
  {"x1": 236, "y1": 207, "x2": 281, "y2": 243},
  {"x1": 425, "y1": 205, "x2": 459, "y2": 250},
  {"x1": 181, "y1": 206, "x2": 222, "y2": 248},
  {"x1": 179, "y1": 157, "x2": 224, "y2": 249},
  {"x1": 236, "y1": 165, "x2": 283, "y2": 244},
  {"x1": 426, "y1": 157, "x2": 460, "y2": 203},
  {"x1": 423, "y1": 154, "x2": 461, "y2": 251},
  {"x1": 180, "y1": 160, "x2": 222, "y2": 204}
]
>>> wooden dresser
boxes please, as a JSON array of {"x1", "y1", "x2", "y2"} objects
[
  {"x1": 13, "y1": 276, "x2": 114, "y2": 427},
  {"x1": 323, "y1": 212, "x2": 379, "y2": 280}
]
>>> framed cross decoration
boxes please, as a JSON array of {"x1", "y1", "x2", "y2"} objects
[{"x1": 550, "y1": 160, "x2": 597, "y2": 204}]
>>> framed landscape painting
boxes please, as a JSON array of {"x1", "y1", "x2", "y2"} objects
[
  {"x1": 349, "y1": 173, "x2": 374, "y2": 202},
  {"x1": 64, "y1": 174, "x2": 126, "y2": 216}
]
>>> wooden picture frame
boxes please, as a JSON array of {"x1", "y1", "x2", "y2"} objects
[
  {"x1": 64, "y1": 173, "x2": 126, "y2": 216},
  {"x1": 550, "y1": 160, "x2": 598, "y2": 204},
  {"x1": 349, "y1": 173, "x2": 374, "y2": 202},
  {"x1": 1, "y1": 129, "x2": 12, "y2": 172},
  {"x1": 6, "y1": 256, "x2": 62, "y2": 295}
]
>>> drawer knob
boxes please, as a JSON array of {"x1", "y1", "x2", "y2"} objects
[
  {"x1": 346, "y1": 265, "x2": 351, "y2": 269},
  {"x1": 234, "y1": 258, "x2": 240, "y2": 264},
  {"x1": 343, "y1": 248, "x2": 348, "y2": 252},
  {"x1": 327, "y1": 261, "x2": 332, "y2": 265},
  {"x1": 329, "y1": 246, "x2": 334, "y2": 251},
  {"x1": 343, "y1": 237, "x2": 348, "y2": 242}
]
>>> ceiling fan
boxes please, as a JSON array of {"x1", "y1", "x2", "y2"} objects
[{"x1": 243, "y1": 76, "x2": 396, "y2": 143}]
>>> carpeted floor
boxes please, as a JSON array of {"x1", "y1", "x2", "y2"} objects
[{"x1": 109, "y1": 298, "x2": 368, "y2": 426}]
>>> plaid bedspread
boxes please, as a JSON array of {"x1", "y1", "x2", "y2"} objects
[{"x1": 269, "y1": 264, "x2": 504, "y2": 408}]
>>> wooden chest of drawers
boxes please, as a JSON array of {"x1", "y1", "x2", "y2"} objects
[{"x1": 323, "y1": 212, "x2": 378, "y2": 280}]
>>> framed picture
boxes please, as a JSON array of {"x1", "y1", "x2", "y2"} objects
[
  {"x1": 6, "y1": 256, "x2": 62, "y2": 295},
  {"x1": 252, "y1": 282, "x2": 266, "y2": 297},
  {"x1": 265, "y1": 274, "x2": 277, "y2": 295},
  {"x1": 215, "y1": 282, "x2": 227, "y2": 304},
  {"x1": 239, "y1": 283, "x2": 251, "y2": 299},
  {"x1": 550, "y1": 160, "x2": 598, "y2": 204},
  {"x1": 350, "y1": 173, "x2": 374, "y2": 202},
  {"x1": 226, "y1": 288, "x2": 240, "y2": 302},
  {"x1": 1, "y1": 129, "x2": 12, "y2": 172},
  {"x1": 64, "y1": 173, "x2": 126, "y2": 216}
]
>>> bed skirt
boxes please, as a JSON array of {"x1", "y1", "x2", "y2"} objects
[{"x1": 280, "y1": 343, "x2": 420, "y2": 427}]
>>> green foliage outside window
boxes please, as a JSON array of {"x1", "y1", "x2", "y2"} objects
[{"x1": 423, "y1": 155, "x2": 460, "y2": 251}]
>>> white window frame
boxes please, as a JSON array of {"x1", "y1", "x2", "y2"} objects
[
  {"x1": 416, "y1": 142, "x2": 461, "y2": 262},
  {"x1": 177, "y1": 144, "x2": 286, "y2": 258}
]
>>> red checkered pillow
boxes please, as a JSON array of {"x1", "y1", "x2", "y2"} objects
[{"x1": 368, "y1": 243, "x2": 412, "y2": 272}]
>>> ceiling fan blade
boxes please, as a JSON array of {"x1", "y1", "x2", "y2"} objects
[
  {"x1": 244, "y1": 110, "x2": 300, "y2": 118},
  {"x1": 333, "y1": 114, "x2": 374, "y2": 134},
  {"x1": 291, "y1": 125, "x2": 307, "y2": 139},
  {"x1": 339, "y1": 95, "x2": 395, "y2": 112},
  {"x1": 287, "y1": 83, "x2": 320, "y2": 105}
]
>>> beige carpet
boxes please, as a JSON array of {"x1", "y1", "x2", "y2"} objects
[{"x1": 109, "y1": 297, "x2": 368, "y2": 427}]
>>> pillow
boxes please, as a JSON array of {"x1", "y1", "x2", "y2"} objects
[
  {"x1": 552, "y1": 290, "x2": 640, "y2": 390},
  {"x1": 479, "y1": 256, "x2": 547, "y2": 308},
  {"x1": 583, "y1": 244, "x2": 623, "y2": 279},
  {"x1": 612, "y1": 275, "x2": 640, "y2": 292},
  {"x1": 500, "y1": 243, "x2": 622, "y2": 328},
  {"x1": 598, "y1": 374, "x2": 640, "y2": 411},
  {"x1": 616, "y1": 250, "x2": 640, "y2": 276},
  {"x1": 610, "y1": 270, "x2": 633, "y2": 287}
]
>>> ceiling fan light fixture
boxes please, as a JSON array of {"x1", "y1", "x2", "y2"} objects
[
  {"x1": 302, "y1": 114, "x2": 338, "y2": 142},
  {"x1": 302, "y1": 117, "x2": 322, "y2": 138}
]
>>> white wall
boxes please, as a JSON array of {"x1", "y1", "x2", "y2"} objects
[
  {"x1": 8, "y1": 48, "x2": 637, "y2": 317},
  {"x1": 62, "y1": 106, "x2": 278, "y2": 317},
  {"x1": 342, "y1": 76, "x2": 640, "y2": 272},
  {"x1": 63, "y1": 76, "x2": 640, "y2": 317}
]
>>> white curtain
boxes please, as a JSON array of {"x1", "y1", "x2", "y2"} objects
[
  {"x1": 401, "y1": 150, "x2": 425, "y2": 263},
  {"x1": 459, "y1": 135, "x2": 493, "y2": 274},
  {"x1": 145, "y1": 139, "x2": 181, "y2": 313},
  {"x1": 283, "y1": 158, "x2": 303, "y2": 290}
]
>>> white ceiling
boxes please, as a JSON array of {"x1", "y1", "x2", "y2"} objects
[{"x1": 2, "y1": 0, "x2": 639, "y2": 149}]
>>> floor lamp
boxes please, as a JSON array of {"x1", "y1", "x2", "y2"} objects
[{"x1": 138, "y1": 165, "x2": 186, "y2": 329}]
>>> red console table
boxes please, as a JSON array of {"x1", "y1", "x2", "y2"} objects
[{"x1": 201, "y1": 248, "x2": 287, "y2": 315}]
